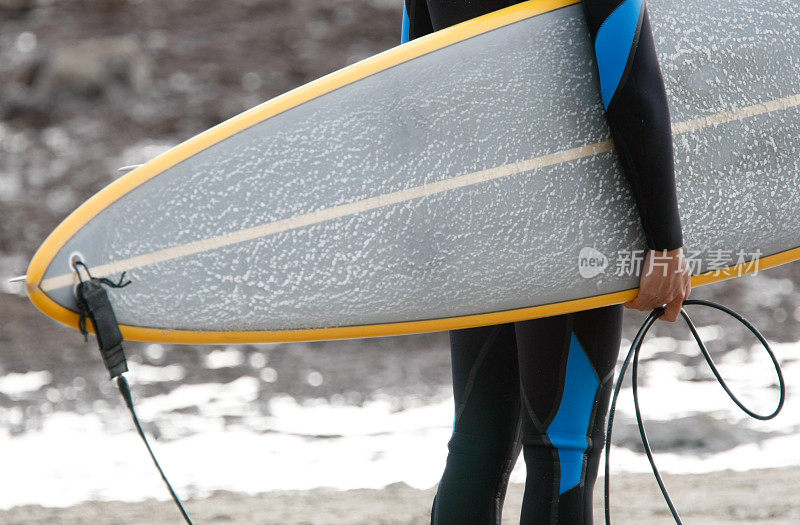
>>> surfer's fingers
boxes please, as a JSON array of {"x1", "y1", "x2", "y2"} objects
[
  {"x1": 665, "y1": 271, "x2": 691, "y2": 320},
  {"x1": 683, "y1": 278, "x2": 692, "y2": 302},
  {"x1": 661, "y1": 294, "x2": 683, "y2": 322},
  {"x1": 682, "y1": 266, "x2": 692, "y2": 302}
]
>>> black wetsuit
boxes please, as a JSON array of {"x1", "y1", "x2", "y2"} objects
[{"x1": 400, "y1": 1, "x2": 684, "y2": 523}]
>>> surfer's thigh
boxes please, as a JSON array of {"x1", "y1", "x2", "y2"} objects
[
  {"x1": 513, "y1": 305, "x2": 623, "y2": 524},
  {"x1": 434, "y1": 324, "x2": 522, "y2": 524},
  {"x1": 424, "y1": 0, "x2": 513, "y2": 30},
  {"x1": 448, "y1": 324, "x2": 521, "y2": 444}
]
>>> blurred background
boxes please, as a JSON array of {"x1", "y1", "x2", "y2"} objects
[{"x1": 1, "y1": 0, "x2": 798, "y2": 523}]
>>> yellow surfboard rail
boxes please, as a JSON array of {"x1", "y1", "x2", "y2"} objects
[
  {"x1": 24, "y1": 0, "x2": 800, "y2": 344},
  {"x1": 25, "y1": 246, "x2": 800, "y2": 344}
]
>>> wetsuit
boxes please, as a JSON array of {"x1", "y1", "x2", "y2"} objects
[{"x1": 400, "y1": 1, "x2": 684, "y2": 524}]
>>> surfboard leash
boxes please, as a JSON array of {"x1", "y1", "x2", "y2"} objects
[
  {"x1": 73, "y1": 261, "x2": 194, "y2": 525},
  {"x1": 604, "y1": 299, "x2": 786, "y2": 525}
]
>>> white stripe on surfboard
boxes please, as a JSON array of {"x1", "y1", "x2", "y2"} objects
[{"x1": 39, "y1": 92, "x2": 800, "y2": 292}]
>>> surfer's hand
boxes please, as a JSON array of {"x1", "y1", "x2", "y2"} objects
[{"x1": 624, "y1": 248, "x2": 691, "y2": 322}]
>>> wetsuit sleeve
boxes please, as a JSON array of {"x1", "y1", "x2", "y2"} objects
[
  {"x1": 582, "y1": 0, "x2": 683, "y2": 251},
  {"x1": 401, "y1": 0, "x2": 434, "y2": 43}
]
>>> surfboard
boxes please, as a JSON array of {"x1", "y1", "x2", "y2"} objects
[{"x1": 24, "y1": 0, "x2": 800, "y2": 343}]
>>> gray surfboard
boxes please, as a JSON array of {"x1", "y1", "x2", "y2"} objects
[{"x1": 25, "y1": 0, "x2": 800, "y2": 343}]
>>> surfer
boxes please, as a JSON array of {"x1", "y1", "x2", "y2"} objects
[{"x1": 402, "y1": 1, "x2": 692, "y2": 523}]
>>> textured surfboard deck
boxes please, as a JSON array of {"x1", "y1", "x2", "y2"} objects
[{"x1": 26, "y1": 0, "x2": 800, "y2": 342}]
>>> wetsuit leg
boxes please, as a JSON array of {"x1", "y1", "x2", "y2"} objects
[
  {"x1": 416, "y1": 1, "x2": 629, "y2": 523},
  {"x1": 424, "y1": 8, "x2": 529, "y2": 522},
  {"x1": 515, "y1": 305, "x2": 623, "y2": 524},
  {"x1": 432, "y1": 323, "x2": 522, "y2": 524},
  {"x1": 434, "y1": 307, "x2": 623, "y2": 524}
]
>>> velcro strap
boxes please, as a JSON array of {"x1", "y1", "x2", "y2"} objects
[{"x1": 77, "y1": 280, "x2": 129, "y2": 378}]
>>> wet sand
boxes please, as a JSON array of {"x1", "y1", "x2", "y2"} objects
[{"x1": 2, "y1": 467, "x2": 798, "y2": 524}]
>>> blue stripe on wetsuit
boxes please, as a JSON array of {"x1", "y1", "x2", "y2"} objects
[
  {"x1": 545, "y1": 333, "x2": 600, "y2": 494},
  {"x1": 401, "y1": 2, "x2": 411, "y2": 44},
  {"x1": 594, "y1": 0, "x2": 644, "y2": 109}
]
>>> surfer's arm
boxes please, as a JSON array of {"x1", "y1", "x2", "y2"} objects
[
  {"x1": 582, "y1": 0, "x2": 683, "y2": 252},
  {"x1": 401, "y1": 0, "x2": 434, "y2": 43},
  {"x1": 583, "y1": 0, "x2": 689, "y2": 321}
]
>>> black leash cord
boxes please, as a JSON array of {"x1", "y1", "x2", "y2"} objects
[
  {"x1": 117, "y1": 375, "x2": 194, "y2": 525},
  {"x1": 604, "y1": 299, "x2": 786, "y2": 525},
  {"x1": 73, "y1": 262, "x2": 193, "y2": 524}
]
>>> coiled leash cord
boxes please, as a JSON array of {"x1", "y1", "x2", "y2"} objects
[{"x1": 604, "y1": 299, "x2": 786, "y2": 525}]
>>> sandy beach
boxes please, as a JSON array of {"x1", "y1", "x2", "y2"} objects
[{"x1": 2, "y1": 468, "x2": 798, "y2": 524}]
